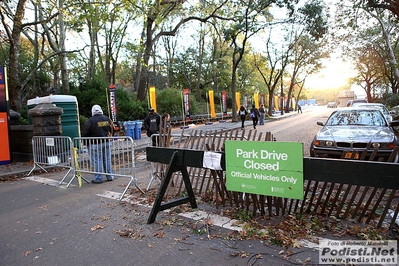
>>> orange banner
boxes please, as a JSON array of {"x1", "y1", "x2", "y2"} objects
[
  {"x1": 209, "y1": 90, "x2": 216, "y2": 118},
  {"x1": 149, "y1": 86, "x2": 157, "y2": 112},
  {"x1": 0, "y1": 67, "x2": 10, "y2": 164},
  {"x1": 254, "y1": 93, "x2": 259, "y2": 108},
  {"x1": 236, "y1": 92, "x2": 240, "y2": 110}
]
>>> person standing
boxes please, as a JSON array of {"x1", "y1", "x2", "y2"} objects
[
  {"x1": 82, "y1": 105, "x2": 114, "y2": 184},
  {"x1": 144, "y1": 108, "x2": 161, "y2": 146},
  {"x1": 259, "y1": 104, "x2": 265, "y2": 125},
  {"x1": 250, "y1": 104, "x2": 260, "y2": 129},
  {"x1": 238, "y1": 106, "x2": 247, "y2": 129},
  {"x1": 298, "y1": 104, "x2": 302, "y2": 113}
]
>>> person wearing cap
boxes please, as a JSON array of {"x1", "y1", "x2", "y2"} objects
[
  {"x1": 143, "y1": 107, "x2": 161, "y2": 146},
  {"x1": 82, "y1": 105, "x2": 114, "y2": 183}
]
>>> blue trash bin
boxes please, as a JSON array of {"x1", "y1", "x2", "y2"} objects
[
  {"x1": 134, "y1": 121, "x2": 142, "y2": 140},
  {"x1": 124, "y1": 121, "x2": 136, "y2": 139}
]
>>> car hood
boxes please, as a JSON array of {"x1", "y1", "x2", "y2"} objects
[{"x1": 317, "y1": 126, "x2": 396, "y2": 142}]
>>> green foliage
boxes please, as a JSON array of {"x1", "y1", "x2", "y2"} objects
[
  {"x1": 71, "y1": 79, "x2": 110, "y2": 118},
  {"x1": 232, "y1": 209, "x2": 252, "y2": 223},
  {"x1": 384, "y1": 93, "x2": 399, "y2": 108},
  {"x1": 71, "y1": 81, "x2": 148, "y2": 122},
  {"x1": 79, "y1": 115, "x2": 88, "y2": 130},
  {"x1": 115, "y1": 89, "x2": 146, "y2": 121},
  {"x1": 155, "y1": 87, "x2": 201, "y2": 117},
  {"x1": 18, "y1": 117, "x2": 28, "y2": 125}
]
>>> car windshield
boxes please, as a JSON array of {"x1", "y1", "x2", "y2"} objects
[{"x1": 325, "y1": 109, "x2": 387, "y2": 127}]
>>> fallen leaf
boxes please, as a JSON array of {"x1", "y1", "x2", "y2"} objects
[
  {"x1": 116, "y1": 229, "x2": 132, "y2": 237},
  {"x1": 153, "y1": 231, "x2": 164, "y2": 238},
  {"x1": 292, "y1": 240, "x2": 303, "y2": 249},
  {"x1": 91, "y1": 224, "x2": 105, "y2": 231},
  {"x1": 23, "y1": 251, "x2": 31, "y2": 256}
]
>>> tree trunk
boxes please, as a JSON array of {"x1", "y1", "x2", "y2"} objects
[
  {"x1": 196, "y1": 30, "x2": 205, "y2": 101},
  {"x1": 7, "y1": 0, "x2": 28, "y2": 111},
  {"x1": 58, "y1": 0, "x2": 69, "y2": 94},
  {"x1": 87, "y1": 19, "x2": 95, "y2": 82},
  {"x1": 137, "y1": 18, "x2": 154, "y2": 101}
]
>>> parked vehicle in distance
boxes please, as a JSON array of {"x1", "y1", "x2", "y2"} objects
[
  {"x1": 310, "y1": 107, "x2": 399, "y2": 161},
  {"x1": 347, "y1": 99, "x2": 368, "y2": 107},
  {"x1": 351, "y1": 103, "x2": 393, "y2": 123},
  {"x1": 327, "y1": 102, "x2": 337, "y2": 108}
]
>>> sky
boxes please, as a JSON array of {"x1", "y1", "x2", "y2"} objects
[{"x1": 20, "y1": 0, "x2": 365, "y2": 97}]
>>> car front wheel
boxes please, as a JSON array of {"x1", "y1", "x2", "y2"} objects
[{"x1": 310, "y1": 141, "x2": 315, "y2": 157}]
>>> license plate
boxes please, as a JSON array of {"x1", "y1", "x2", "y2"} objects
[{"x1": 344, "y1": 152, "x2": 359, "y2": 159}]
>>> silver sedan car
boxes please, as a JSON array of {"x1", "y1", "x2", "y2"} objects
[
  {"x1": 310, "y1": 107, "x2": 399, "y2": 161},
  {"x1": 352, "y1": 102, "x2": 393, "y2": 123}
]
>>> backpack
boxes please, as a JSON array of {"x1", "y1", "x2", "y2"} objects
[
  {"x1": 250, "y1": 111, "x2": 255, "y2": 118},
  {"x1": 239, "y1": 110, "x2": 246, "y2": 116}
]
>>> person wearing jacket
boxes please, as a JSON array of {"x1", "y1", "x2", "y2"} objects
[
  {"x1": 249, "y1": 104, "x2": 260, "y2": 129},
  {"x1": 82, "y1": 105, "x2": 114, "y2": 183},
  {"x1": 259, "y1": 104, "x2": 265, "y2": 125},
  {"x1": 238, "y1": 105, "x2": 247, "y2": 129},
  {"x1": 143, "y1": 108, "x2": 161, "y2": 146}
]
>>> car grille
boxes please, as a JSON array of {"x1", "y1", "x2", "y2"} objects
[{"x1": 336, "y1": 142, "x2": 368, "y2": 149}]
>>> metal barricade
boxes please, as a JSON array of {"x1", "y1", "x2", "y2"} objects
[
  {"x1": 27, "y1": 136, "x2": 75, "y2": 185},
  {"x1": 72, "y1": 136, "x2": 144, "y2": 199}
]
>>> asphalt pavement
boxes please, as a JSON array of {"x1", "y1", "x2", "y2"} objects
[{"x1": 0, "y1": 110, "x2": 326, "y2": 266}]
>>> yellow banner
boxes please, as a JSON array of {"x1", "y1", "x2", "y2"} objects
[
  {"x1": 209, "y1": 90, "x2": 216, "y2": 118},
  {"x1": 149, "y1": 86, "x2": 157, "y2": 112},
  {"x1": 274, "y1": 95, "x2": 279, "y2": 110},
  {"x1": 236, "y1": 92, "x2": 240, "y2": 110},
  {"x1": 254, "y1": 93, "x2": 259, "y2": 108}
]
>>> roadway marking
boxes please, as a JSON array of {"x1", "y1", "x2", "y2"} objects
[{"x1": 24, "y1": 175, "x2": 71, "y2": 188}]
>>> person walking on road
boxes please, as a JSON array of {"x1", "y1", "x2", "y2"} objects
[
  {"x1": 298, "y1": 104, "x2": 302, "y2": 113},
  {"x1": 144, "y1": 108, "x2": 161, "y2": 146},
  {"x1": 82, "y1": 105, "x2": 114, "y2": 184},
  {"x1": 238, "y1": 106, "x2": 247, "y2": 129},
  {"x1": 259, "y1": 104, "x2": 265, "y2": 125},
  {"x1": 250, "y1": 104, "x2": 260, "y2": 129}
]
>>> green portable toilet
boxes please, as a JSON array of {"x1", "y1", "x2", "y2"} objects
[{"x1": 27, "y1": 95, "x2": 81, "y2": 139}]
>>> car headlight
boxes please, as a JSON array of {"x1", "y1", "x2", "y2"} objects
[
  {"x1": 314, "y1": 140, "x2": 333, "y2": 147},
  {"x1": 371, "y1": 143, "x2": 380, "y2": 148},
  {"x1": 325, "y1": 141, "x2": 333, "y2": 146}
]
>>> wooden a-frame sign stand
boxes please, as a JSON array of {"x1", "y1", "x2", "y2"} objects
[{"x1": 147, "y1": 147, "x2": 199, "y2": 224}]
